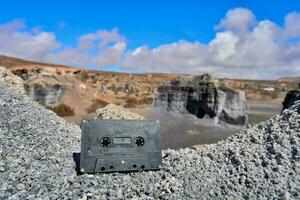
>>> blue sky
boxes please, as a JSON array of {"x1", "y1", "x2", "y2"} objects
[
  {"x1": 1, "y1": 0, "x2": 299, "y2": 49},
  {"x1": 0, "y1": 0, "x2": 300, "y2": 79}
]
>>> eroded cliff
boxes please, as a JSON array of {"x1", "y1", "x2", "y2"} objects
[{"x1": 153, "y1": 74, "x2": 248, "y2": 126}]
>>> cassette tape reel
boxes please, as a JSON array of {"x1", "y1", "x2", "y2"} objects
[{"x1": 80, "y1": 119, "x2": 162, "y2": 173}]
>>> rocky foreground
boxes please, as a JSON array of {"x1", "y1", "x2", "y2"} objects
[{"x1": 0, "y1": 72, "x2": 300, "y2": 199}]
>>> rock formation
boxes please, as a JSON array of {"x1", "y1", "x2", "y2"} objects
[
  {"x1": 20, "y1": 69, "x2": 66, "y2": 107},
  {"x1": 0, "y1": 66, "x2": 25, "y2": 93},
  {"x1": 282, "y1": 83, "x2": 300, "y2": 110},
  {"x1": 153, "y1": 74, "x2": 248, "y2": 126},
  {"x1": 25, "y1": 82, "x2": 65, "y2": 106}
]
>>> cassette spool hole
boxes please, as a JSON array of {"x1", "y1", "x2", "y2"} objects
[
  {"x1": 141, "y1": 165, "x2": 145, "y2": 169},
  {"x1": 101, "y1": 167, "x2": 105, "y2": 171},
  {"x1": 110, "y1": 166, "x2": 114, "y2": 169},
  {"x1": 135, "y1": 137, "x2": 145, "y2": 147},
  {"x1": 100, "y1": 137, "x2": 111, "y2": 147},
  {"x1": 133, "y1": 164, "x2": 137, "y2": 168}
]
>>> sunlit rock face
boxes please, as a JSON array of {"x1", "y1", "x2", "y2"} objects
[
  {"x1": 20, "y1": 68, "x2": 66, "y2": 106},
  {"x1": 216, "y1": 86, "x2": 247, "y2": 125},
  {"x1": 282, "y1": 84, "x2": 300, "y2": 111},
  {"x1": 153, "y1": 74, "x2": 248, "y2": 126},
  {"x1": 25, "y1": 83, "x2": 65, "y2": 106}
]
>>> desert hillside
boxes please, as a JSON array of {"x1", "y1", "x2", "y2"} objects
[
  {"x1": 0, "y1": 55, "x2": 298, "y2": 123},
  {"x1": 0, "y1": 55, "x2": 175, "y2": 120},
  {"x1": 0, "y1": 55, "x2": 73, "y2": 69}
]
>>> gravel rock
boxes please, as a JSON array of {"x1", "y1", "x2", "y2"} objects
[
  {"x1": 0, "y1": 78, "x2": 299, "y2": 199},
  {"x1": 95, "y1": 104, "x2": 144, "y2": 120},
  {"x1": 16, "y1": 183, "x2": 25, "y2": 191}
]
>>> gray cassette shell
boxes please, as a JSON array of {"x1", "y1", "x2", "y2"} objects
[{"x1": 80, "y1": 119, "x2": 162, "y2": 173}]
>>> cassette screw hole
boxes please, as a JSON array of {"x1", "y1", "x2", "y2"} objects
[
  {"x1": 101, "y1": 167, "x2": 105, "y2": 171},
  {"x1": 135, "y1": 137, "x2": 145, "y2": 147},
  {"x1": 100, "y1": 137, "x2": 111, "y2": 147},
  {"x1": 110, "y1": 166, "x2": 113, "y2": 169},
  {"x1": 141, "y1": 165, "x2": 145, "y2": 169},
  {"x1": 133, "y1": 164, "x2": 137, "y2": 168}
]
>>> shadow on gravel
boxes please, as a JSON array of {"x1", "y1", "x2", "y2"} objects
[{"x1": 73, "y1": 152, "x2": 81, "y2": 175}]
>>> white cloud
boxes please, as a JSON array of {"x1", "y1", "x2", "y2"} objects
[
  {"x1": 123, "y1": 41, "x2": 208, "y2": 73},
  {"x1": 47, "y1": 28, "x2": 126, "y2": 66},
  {"x1": 123, "y1": 8, "x2": 300, "y2": 79},
  {"x1": 0, "y1": 19, "x2": 59, "y2": 61},
  {"x1": 215, "y1": 8, "x2": 256, "y2": 36},
  {"x1": 284, "y1": 12, "x2": 300, "y2": 38},
  {"x1": 0, "y1": 20, "x2": 125, "y2": 67},
  {"x1": 208, "y1": 31, "x2": 239, "y2": 63},
  {"x1": 0, "y1": 8, "x2": 300, "y2": 79}
]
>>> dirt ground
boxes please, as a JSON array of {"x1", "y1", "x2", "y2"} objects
[
  {"x1": 130, "y1": 100, "x2": 283, "y2": 149},
  {"x1": 247, "y1": 100, "x2": 282, "y2": 124},
  {"x1": 64, "y1": 100, "x2": 283, "y2": 150}
]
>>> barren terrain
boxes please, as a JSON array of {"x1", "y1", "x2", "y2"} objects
[
  {"x1": 0, "y1": 73, "x2": 299, "y2": 199},
  {"x1": 0, "y1": 55, "x2": 299, "y2": 148}
]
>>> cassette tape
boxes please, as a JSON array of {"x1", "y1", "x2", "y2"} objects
[{"x1": 80, "y1": 119, "x2": 162, "y2": 173}]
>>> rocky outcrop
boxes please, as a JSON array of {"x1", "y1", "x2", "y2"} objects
[
  {"x1": 0, "y1": 66, "x2": 25, "y2": 93},
  {"x1": 216, "y1": 86, "x2": 248, "y2": 125},
  {"x1": 25, "y1": 82, "x2": 65, "y2": 106},
  {"x1": 153, "y1": 74, "x2": 248, "y2": 126},
  {"x1": 282, "y1": 83, "x2": 300, "y2": 110},
  {"x1": 20, "y1": 68, "x2": 66, "y2": 106},
  {"x1": 0, "y1": 66, "x2": 66, "y2": 109}
]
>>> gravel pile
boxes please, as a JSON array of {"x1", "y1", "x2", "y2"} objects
[
  {"x1": 95, "y1": 104, "x2": 144, "y2": 120},
  {"x1": 0, "y1": 77, "x2": 299, "y2": 199}
]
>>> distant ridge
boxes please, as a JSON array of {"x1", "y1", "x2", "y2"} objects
[
  {"x1": 278, "y1": 77, "x2": 300, "y2": 83},
  {"x1": 0, "y1": 55, "x2": 74, "y2": 69},
  {"x1": 1, "y1": 55, "x2": 300, "y2": 81},
  {"x1": 0, "y1": 55, "x2": 179, "y2": 77}
]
